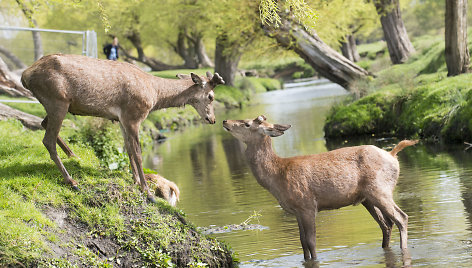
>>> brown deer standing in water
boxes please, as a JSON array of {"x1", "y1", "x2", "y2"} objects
[
  {"x1": 223, "y1": 115, "x2": 417, "y2": 260},
  {"x1": 21, "y1": 54, "x2": 224, "y2": 202}
]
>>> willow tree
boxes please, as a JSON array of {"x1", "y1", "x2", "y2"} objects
[
  {"x1": 445, "y1": 0, "x2": 469, "y2": 76},
  {"x1": 260, "y1": 0, "x2": 371, "y2": 88},
  {"x1": 207, "y1": 1, "x2": 264, "y2": 86}
]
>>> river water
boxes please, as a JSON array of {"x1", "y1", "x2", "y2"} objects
[{"x1": 144, "y1": 79, "x2": 472, "y2": 267}]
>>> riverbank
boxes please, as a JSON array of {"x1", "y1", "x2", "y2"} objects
[
  {"x1": 324, "y1": 35, "x2": 472, "y2": 143},
  {"x1": 0, "y1": 119, "x2": 234, "y2": 267}
]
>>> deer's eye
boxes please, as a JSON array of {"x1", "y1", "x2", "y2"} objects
[{"x1": 244, "y1": 123, "x2": 250, "y2": 127}]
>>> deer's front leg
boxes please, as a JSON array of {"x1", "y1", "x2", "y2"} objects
[
  {"x1": 121, "y1": 120, "x2": 156, "y2": 203},
  {"x1": 296, "y1": 215, "x2": 311, "y2": 260},
  {"x1": 299, "y1": 211, "x2": 317, "y2": 260}
]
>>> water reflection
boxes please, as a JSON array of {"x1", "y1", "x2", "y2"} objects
[{"x1": 144, "y1": 81, "x2": 472, "y2": 267}]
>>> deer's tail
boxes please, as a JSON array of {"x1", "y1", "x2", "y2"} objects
[
  {"x1": 390, "y1": 140, "x2": 419, "y2": 157},
  {"x1": 169, "y1": 182, "x2": 180, "y2": 202}
]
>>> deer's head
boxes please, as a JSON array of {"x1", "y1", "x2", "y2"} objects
[
  {"x1": 222, "y1": 115, "x2": 291, "y2": 143},
  {"x1": 179, "y1": 71, "x2": 224, "y2": 124}
]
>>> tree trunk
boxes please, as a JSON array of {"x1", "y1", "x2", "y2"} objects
[
  {"x1": 264, "y1": 19, "x2": 369, "y2": 89},
  {"x1": 214, "y1": 34, "x2": 242, "y2": 87},
  {"x1": 0, "y1": 103, "x2": 42, "y2": 130},
  {"x1": 174, "y1": 29, "x2": 198, "y2": 69},
  {"x1": 374, "y1": 0, "x2": 415, "y2": 64},
  {"x1": 0, "y1": 45, "x2": 26, "y2": 70},
  {"x1": 171, "y1": 29, "x2": 214, "y2": 68},
  {"x1": 32, "y1": 28, "x2": 43, "y2": 61},
  {"x1": 196, "y1": 38, "x2": 214, "y2": 68},
  {"x1": 340, "y1": 35, "x2": 360, "y2": 62},
  {"x1": 445, "y1": 0, "x2": 470, "y2": 76}
]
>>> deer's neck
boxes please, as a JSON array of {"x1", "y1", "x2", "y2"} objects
[
  {"x1": 245, "y1": 137, "x2": 283, "y2": 191},
  {"x1": 151, "y1": 77, "x2": 196, "y2": 110}
]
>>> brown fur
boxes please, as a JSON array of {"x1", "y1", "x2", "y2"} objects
[
  {"x1": 145, "y1": 174, "x2": 180, "y2": 207},
  {"x1": 21, "y1": 54, "x2": 224, "y2": 202},
  {"x1": 223, "y1": 115, "x2": 418, "y2": 260}
]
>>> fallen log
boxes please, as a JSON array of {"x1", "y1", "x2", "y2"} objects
[
  {"x1": 0, "y1": 56, "x2": 34, "y2": 99},
  {"x1": 0, "y1": 102, "x2": 42, "y2": 130}
]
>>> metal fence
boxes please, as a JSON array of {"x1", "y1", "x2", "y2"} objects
[{"x1": 0, "y1": 26, "x2": 97, "y2": 68}]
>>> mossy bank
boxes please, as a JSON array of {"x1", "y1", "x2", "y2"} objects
[
  {"x1": 325, "y1": 35, "x2": 472, "y2": 143},
  {"x1": 0, "y1": 120, "x2": 234, "y2": 267}
]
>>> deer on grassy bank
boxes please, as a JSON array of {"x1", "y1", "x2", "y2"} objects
[
  {"x1": 223, "y1": 115, "x2": 417, "y2": 260},
  {"x1": 21, "y1": 54, "x2": 224, "y2": 202}
]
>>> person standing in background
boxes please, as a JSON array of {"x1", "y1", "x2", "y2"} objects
[{"x1": 103, "y1": 36, "x2": 119, "y2": 60}]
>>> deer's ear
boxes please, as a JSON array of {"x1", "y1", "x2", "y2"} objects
[
  {"x1": 274, "y1": 124, "x2": 291, "y2": 131},
  {"x1": 176, "y1": 74, "x2": 191, "y2": 79},
  {"x1": 211, "y1": 73, "x2": 225, "y2": 86},
  {"x1": 262, "y1": 127, "x2": 286, "y2": 137},
  {"x1": 206, "y1": 71, "x2": 213, "y2": 80},
  {"x1": 191, "y1": 73, "x2": 203, "y2": 85}
]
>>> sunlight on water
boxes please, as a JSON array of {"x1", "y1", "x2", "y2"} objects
[{"x1": 144, "y1": 81, "x2": 472, "y2": 267}]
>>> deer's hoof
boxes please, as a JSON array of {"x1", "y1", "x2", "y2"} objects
[
  {"x1": 147, "y1": 195, "x2": 157, "y2": 204},
  {"x1": 72, "y1": 185, "x2": 79, "y2": 191}
]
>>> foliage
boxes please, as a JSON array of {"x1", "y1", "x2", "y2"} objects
[
  {"x1": 402, "y1": 0, "x2": 445, "y2": 37},
  {"x1": 147, "y1": 106, "x2": 200, "y2": 131},
  {"x1": 213, "y1": 85, "x2": 248, "y2": 108},
  {"x1": 260, "y1": 0, "x2": 317, "y2": 29},
  {"x1": 69, "y1": 118, "x2": 129, "y2": 171},
  {"x1": 310, "y1": 0, "x2": 379, "y2": 48},
  {"x1": 236, "y1": 77, "x2": 282, "y2": 93}
]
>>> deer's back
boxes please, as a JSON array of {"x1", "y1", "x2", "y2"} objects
[
  {"x1": 280, "y1": 145, "x2": 400, "y2": 211},
  {"x1": 21, "y1": 54, "x2": 159, "y2": 119}
]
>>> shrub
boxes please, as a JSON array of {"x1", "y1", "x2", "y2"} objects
[{"x1": 70, "y1": 118, "x2": 129, "y2": 170}]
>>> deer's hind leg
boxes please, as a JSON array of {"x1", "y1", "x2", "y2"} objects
[
  {"x1": 42, "y1": 104, "x2": 78, "y2": 189},
  {"x1": 297, "y1": 210, "x2": 317, "y2": 260},
  {"x1": 119, "y1": 123, "x2": 140, "y2": 185},
  {"x1": 41, "y1": 116, "x2": 76, "y2": 158},
  {"x1": 370, "y1": 196, "x2": 408, "y2": 249},
  {"x1": 362, "y1": 200, "x2": 394, "y2": 248}
]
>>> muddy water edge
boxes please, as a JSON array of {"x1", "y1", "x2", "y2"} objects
[{"x1": 144, "y1": 80, "x2": 472, "y2": 267}]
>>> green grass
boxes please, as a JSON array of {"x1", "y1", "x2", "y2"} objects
[
  {"x1": 0, "y1": 119, "x2": 234, "y2": 267},
  {"x1": 325, "y1": 35, "x2": 472, "y2": 143},
  {"x1": 357, "y1": 41, "x2": 388, "y2": 60},
  {"x1": 151, "y1": 68, "x2": 213, "y2": 79}
]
